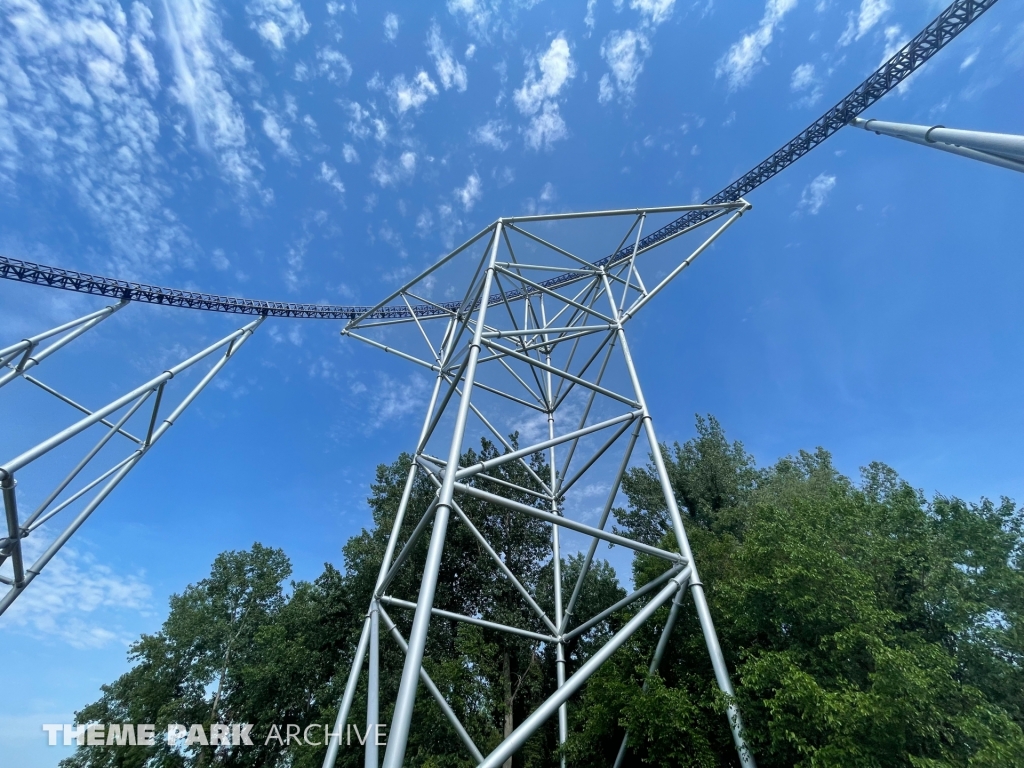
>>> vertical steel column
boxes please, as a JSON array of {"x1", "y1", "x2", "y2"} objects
[
  {"x1": 602, "y1": 268, "x2": 755, "y2": 767},
  {"x1": 381, "y1": 224, "x2": 501, "y2": 768},
  {"x1": 365, "y1": 601, "x2": 380, "y2": 768},
  {"x1": 542, "y1": 300, "x2": 569, "y2": 768},
  {"x1": 323, "y1": 319, "x2": 456, "y2": 768},
  {"x1": 2, "y1": 475, "x2": 24, "y2": 588}
]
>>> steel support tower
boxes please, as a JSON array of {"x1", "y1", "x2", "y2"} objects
[
  {"x1": 0, "y1": 307, "x2": 262, "y2": 614},
  {"x1": 324, "y1": 200, "x2": 754, "y2": 768}
]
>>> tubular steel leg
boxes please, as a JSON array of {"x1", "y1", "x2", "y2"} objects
[
  {"x1": 381, "y1": 224, "x2": 501, "y2": 768},
  {"x1": 622, "y1": 345, "x2": 755, "y2": 765},
  {"x1": 365, "y1": 602, "x2": 380, "y2": 768}
]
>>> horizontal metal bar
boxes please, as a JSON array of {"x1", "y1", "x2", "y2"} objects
[
  {"x1": 501, "y1": 202, "x2": 745, "y2": 224},
  {"x1": 564, "y1": 565, "x2": 688, "y2": 642},
  {"x1": 380, "y1": 595, "x2": 558, "y2": 643},
  {"x1": 452, "y1": 482, "x2": 685, "y2": 564},
  {"x1": 20, "y1": 375, "x2": 142, "y2": 443},
  {"x1": 454, "y1": 411, "x2": 641, "y2": 481},
  {"x1": 482, "y1": 324, "x2": 612, "y2": 339}
]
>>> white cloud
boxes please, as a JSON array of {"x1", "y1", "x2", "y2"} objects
[
  {"x1": 342, "y1": 143, "x2": 360, "y2": 163},
  {"x1": 246, "y1": 0, "x2": 310, "y2": 50},
  {"x1": 364, "y1": 372, "x2": 429, "y2": 430},
  {"x1": 255, "y1": 103, "x2": 298, "y2": 161},
  {"x1": 715, "y1": 0, "x2": 798, "y2": 90},
  {"x1": 599, "y1": 29, "x2": 651, "y2": 102},
  {"x1": 427, "y1": 23, "x2": 468, "y2": 91},
  {"x1": 790, "y1": 62, "x2": 815, "y2": 90},
  {"x1": 319, "y1": 161, "x2": 345, "y2": 196},
  {"x1": 388, "y1": 71, "x2": 439, "y2": 114},
  {"x1": 514, "y1": 35, "x2": 576, "y2": 115},
  {"x1": 540, "y1": 181, "x2": 556, "y2": 202},
  {"x1": 513, "y1": 35, "x2": 575, "y2": 151},
  {"x1": 960, "y1": 49, "x2": 979, "y2": 71},
  {"x1": 839, "y1": 0, "x2": 890, "y2": 46},
  {"x1": 585, "y1": 0, "x2": 597, "y2": 33},
  {"x1": 598, "y1": 74, "x2": 615, "y2": 103},
  {"x1": 345, "y1": 101, "x2": 389, "y2": 143},
  {"x1": 447, "y1": 0, "x2": 497, "y2": 40},
  {"x1": 370, "y1": 151, "x2": 417, "y2": 186},
  {"x1": 1, "y1": 541, "x2": 151, "y2": 649},
  {"x1": 790, "y1": 61, "x2": 822, "y2": 105},
  {"x1": 163, "y1": 0, "x2": 267, "y2": 198},
  {"x1": 631, "y1": 0, "x2": 676, "y2": 27},
  {"x1": 798, "y1": 172, "x2": 836, "y2": 214},
  {"x1": 523, "y1": 101, "x2": 568, "y2": 151},
  {"x1": 0, "y1": 0, "x2": 201, "y2": 274},
  {"x1": 455, "y1": 172, "x2": 482, "y2": 210},
  {"x1": 316, "y1": 47, "x2": 353, "y2": 82},
  {"x1": 384, "y1": 12, "x2": 399, "y2": 41},
  {"x1": 472, "y1": 119, "x2": 509, "y2": 150}
]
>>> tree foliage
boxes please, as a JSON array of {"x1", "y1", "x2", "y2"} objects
[{"x1": 63, "y1": 420, "x2": 1023, "y2": 767}]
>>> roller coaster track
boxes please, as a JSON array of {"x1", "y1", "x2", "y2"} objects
[{"x1": 0, "y1": 0, "x2": 1000, "y2": 321}]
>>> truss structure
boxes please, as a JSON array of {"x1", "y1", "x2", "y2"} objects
[
  {"x1": 326, "y1": 201, "x2": 755, "y2": 768},
  {"x1": 0, "y1": 306, "x2": 262, "y2": 613}
]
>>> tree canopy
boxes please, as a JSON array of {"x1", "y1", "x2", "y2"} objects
[{"x1": 62, "y1": 419, "x2": 1024, "y2": 767}]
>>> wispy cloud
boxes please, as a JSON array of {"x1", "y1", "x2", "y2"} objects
[
  {"x1": 1, "y1": 541, "x2": 151, "y2": 649},
  {"x1": 631, "y1": 0, "x2": 677, "y2": 27},
  {"x1": 255, "y1": 102, "x2": 298, "y2": 161},
  {"x1": 798, "y1": 172, "x2": 836, "y2": 214},
  {"x1": 318, "y1": 161, "x2": 345, "y2": 196},
  {"x1": 388, "y1": 71, "x2": 439, "y2": 114},
  {"x1": 246, "y1": 0, "x2": 310, "y2": 51},
  {"x1": 790, "y1": 62, "x2": 822, "y2": 106},
  {"x1": 0, "y1": 0, "x2": 196, "y2": 276},
  {"x1": 514, "y1": 35, "x2": 575, "y2": 150},
  {"x1": 370, "y1": 151, "x2": 417, "y2": 186},
  {"x1": 455, "y1": 172, "x2": 482, "y2": 210},
  {"x1": 598, "y1": 29, "x2": 651, "y2": 103},
  {"x1": 715, "y1": 0, "x2": 798, "y2": 90},
  {"x1": 383, "y1": 12, "x2": 399, "y2": 41},
  {"x1": 427, "y1": 23, "x2": 468, "y2": 91},
  {"x1": 472, "y1": 119, "x2": 509, "y2": 150},
  {"x1": 164, "y1": 0, "x2": 268, "y2": 199},
  {"x1": 838, "y1": 0, "x2": 890, "y2": 46}
]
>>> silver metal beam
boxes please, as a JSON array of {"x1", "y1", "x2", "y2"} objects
[{"x1": 850, "y1": 117, "x2": 1024, "y2": 173}]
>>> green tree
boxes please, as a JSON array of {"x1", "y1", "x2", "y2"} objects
[{"x1": 577, "y1": 417, "x2": 1024, "y2": 768}]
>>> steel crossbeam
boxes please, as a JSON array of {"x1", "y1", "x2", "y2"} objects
[
  {"x1": 0, "y1": 309, "x2": 263, "y2": 613},
  {"x1": 326, "y1": 203, "x2": 756, "y2": 768}
]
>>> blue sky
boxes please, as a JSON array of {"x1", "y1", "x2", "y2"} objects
[{"x1": 1, "y1": 0, "x2": 1023, "y2": 764}]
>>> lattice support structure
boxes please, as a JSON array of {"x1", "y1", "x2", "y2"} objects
[
  {"x1": 0, "y1": 306, "x2": 263, "y2": 613},
  {"x1": 326, "y1": 201, "x2": 755, "y2": 768}
]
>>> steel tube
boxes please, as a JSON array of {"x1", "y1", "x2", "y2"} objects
[
  {"x1": 612, "y1": 581, "x2": 689, "y2": 768},
  {"x1": 0, "y1": 302, "x2": 125, "y2": 361},
  {"x1": 365, "y1": 602, "x2": 380, "y2": 768},
  {"x1": 452, "y1": 482, "x2": 684, "y2": 564},
  {"x1": 454, "y1": 410, "x2": 640, "y2": 481},
  {"x1": 378, "y1": 605, "x2": 486, "y2": 764},
  {"x1": 0, "y1": 320, "x2": 258, "y2": 478},
  {"x1": 323, "y1": 617, "x2": 371, "y2": 768},
  {"x1": 564, "y1": 565, "x2": 687, "y2": 642},
  {"x1": 379, "y1": 595, "x2": 557, "y2": 643},
  {"x1": 502, "y1": 202, "x2": 744, "y2": 224},
  {"x1": 22, "y1": 375, "x2": 142, "y2": 443},
  {"x1": 851, "y1": 117, "x2": 1024, "y2": 163},
  {"x1": 2, "y1": 475, "x2": 24, "y2": 587},
  {"x1": 382, "y1": 223, "x2": 501, "y2": 768},
  {"x1": 477, "y1": 574, "x2": 686, "y2": 768},
  {"x1": 561, "y1": 422, "x2": 642, "y2": 633}
]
